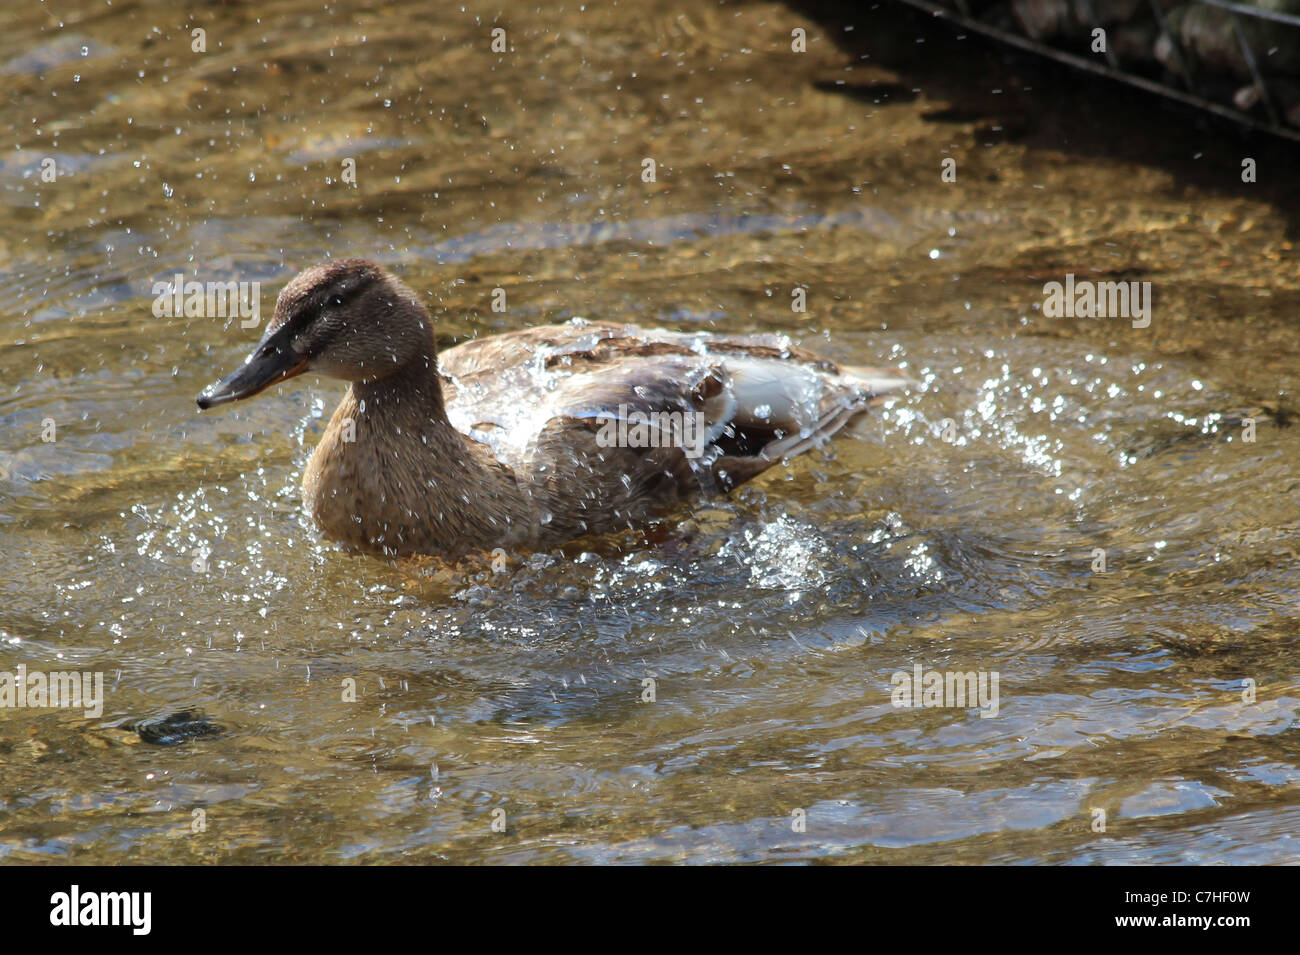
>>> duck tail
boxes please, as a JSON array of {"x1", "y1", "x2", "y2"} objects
[{"x1": 837, "y1": 363, "x2": 914, "y2": 399}]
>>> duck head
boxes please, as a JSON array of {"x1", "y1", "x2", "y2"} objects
[{"x1": 196, "y1": 258, "x2": 433, "y2": 409}]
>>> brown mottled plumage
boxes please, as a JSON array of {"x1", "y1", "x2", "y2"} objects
[{"x1": 197, "y1": 259, "x2": 908, "y2": 559}]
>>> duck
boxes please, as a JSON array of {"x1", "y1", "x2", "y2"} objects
[{"x1": 196, "y1": 259, "x2": 908, "y2": 559}]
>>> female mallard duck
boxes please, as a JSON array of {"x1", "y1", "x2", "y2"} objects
[{"x1": 197, "y1": 259, "x2": 907, "y2": 559}]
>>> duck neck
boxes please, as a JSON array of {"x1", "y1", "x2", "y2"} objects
[
  {"x1": 353, "y1": 357, "x2": 454, "y2": 433},
  {"x1": 304, "y1": 357, "x2": 535, "y2": 558}
]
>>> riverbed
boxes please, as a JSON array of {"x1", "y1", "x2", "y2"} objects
[{"x1": 1, "y1": 0, "x2": 1297, "y2": 864}]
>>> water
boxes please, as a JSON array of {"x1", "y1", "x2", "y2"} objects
[{"x1": 1, "y1": 0, "x2": 1298, "y2": 864}]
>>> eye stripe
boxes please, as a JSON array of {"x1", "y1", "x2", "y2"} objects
[
  {"x1": 312, "y1": 275, "x2": 369, "y2": 313},
  {"x1": 270, "y1": 267, "x2": 377, "y2": 338}
]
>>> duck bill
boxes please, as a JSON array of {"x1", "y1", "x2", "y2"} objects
[{"x1": 196, "y1": 330, "x2": 309, "y2": 410}]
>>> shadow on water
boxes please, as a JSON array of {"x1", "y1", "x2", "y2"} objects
[{"x1": 787, "y1": 0, "x2": 1300, "y2": 231}]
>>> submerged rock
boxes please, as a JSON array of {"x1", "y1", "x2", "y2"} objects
[
  {"x1": 1011, "y1": 0, "x2": 1149, "y2": 41},
  {"x1": 1156, "y1": 0, "x2": 1300, "y2": 79},
  {"x1": 130, "y1": 710, "x2": 221, "y2": 746}
]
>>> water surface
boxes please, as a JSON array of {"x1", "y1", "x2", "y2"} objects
[{"x1": 1, "y1": 0, "x2": 1298, "y2": 864}]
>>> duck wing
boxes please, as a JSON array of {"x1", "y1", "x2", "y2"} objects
[{"x1": 437, "y1": 319, "x2": 907, "y2": 539}]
